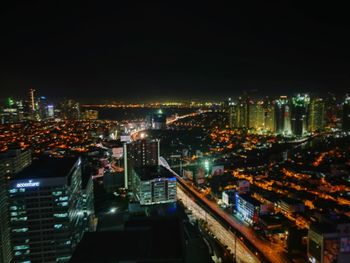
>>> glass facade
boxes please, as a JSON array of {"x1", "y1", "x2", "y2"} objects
[{"x1": 0, "y1": 157, "x2": 94, "y2": 263}]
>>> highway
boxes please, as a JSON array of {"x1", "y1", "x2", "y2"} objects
[
  {"x1": 174, "y1": 172, "x2": 291, "y2": 263},
  {"x1": 177, "y1": 185, "x2": 259, "y2": 263}
]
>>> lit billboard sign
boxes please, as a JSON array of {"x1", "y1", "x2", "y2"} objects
[{"x1": 16, "y1": 180, "x2": 40, "y2": 188}]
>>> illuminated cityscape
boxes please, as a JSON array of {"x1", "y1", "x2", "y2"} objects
[{"x1": 1, "y1": 2, "x2": 350, "y2": 263}]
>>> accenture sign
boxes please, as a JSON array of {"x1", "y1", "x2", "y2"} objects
[{"x1": 16, "y1": 180, "x2": 40, "y2": 188}]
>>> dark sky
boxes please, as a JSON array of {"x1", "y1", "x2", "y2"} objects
[{"x1": 0, "y1": 1, "x2": 349, "y2": 101}]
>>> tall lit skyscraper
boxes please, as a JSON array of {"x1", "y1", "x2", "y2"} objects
[
  {"x1": 264, "y1": 101, "x2": 276, "y2": 133},
  {"x1": 342, "y1": 95, "x2": 350, "y2": 132},
  {"x1": 228, "y1": 100, "x2": 238, "y2": 129},
  {"x1": 29, "y1": 88, "x2": 35, "y2": 113},
  {"x1": 248, "y1": 100, "x2": 265, "y2": 130},
  {"x1": 275, "y1": 96, "x2": 292, "y2": 135},
  {"x1": 308, "y1": 98, "x2": 325, "y2": 132},
  {"x1": 0, "y1": 157, "x2": 93, "y2": 263},
  {"x1": 237, "y1": 97, "x2": 249, "y2": 128},
  {"x1": 123, "y1": 139, "x2": 160, "y2": 189},
  {"x1": 291, "y1": 94, "x2": 310, "y2": 136}
]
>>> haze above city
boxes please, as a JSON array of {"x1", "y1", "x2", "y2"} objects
[{"x1": 1, "y1": 1, "x2": 350, "y2": 101}]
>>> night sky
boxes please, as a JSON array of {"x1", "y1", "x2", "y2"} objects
[{"x1": 1, "y1": 1, "x2": 349, "y2": 101}]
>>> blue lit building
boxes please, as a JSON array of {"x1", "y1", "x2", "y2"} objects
[
  {"x1": 235, "y1": 193, "x2": 261, "y2": 225},
  {"x1": 0, "y1": 157, "x2": 93, "y2": 263}
]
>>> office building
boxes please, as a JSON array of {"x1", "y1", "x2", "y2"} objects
[
  {"x1": 275, "y1": 96, "x2": 292, "y2": 135},
  {"x1": 235, "y1": 193, "x2": 261, "y2": 225},
  {"x1": 324, "y1": 93, "x2": 338, "y2": 129},
  {"x1": 228, "y1": 100, "x2": 238, "y2": 128},
  {"x1": 342, "y1": 95, "x2": 350, "y2": 132},
  {"x1": 146, "y1": 109, "x2": 167, "y2": 130},
  {"x1": 0, "y1": 150, "x2": 32, "y2": 263},
  {"x1": 248, "y1": 100, "x2": 265, "y2": 130},
  {"x1": 291, "y1": 94, "x2": 310, "y2": 136},
  {"x1": 123, "y1": 139, "x2": 160, "y2": 189},
  {"x1": 222, "y1": 190, "x2": 236, "y2": 206},
  {"x1": 132, "y1": 165, "x2": 176, "y2": 205},
  {"x1": 82, "y1": 110, "x2": 98, "y2": 120},
  {"x1": 60, "y1": 100, "x2": 81, "y2": 120},
  {"x1": 264, "y1": 101, "x2": 276, "y2": 132},
  {"x1": 0, "y1": 157, "x2": 93, "y2": 263},
  {"x1": 308, "y1": 97, "x2": 325, "y2": 132}
]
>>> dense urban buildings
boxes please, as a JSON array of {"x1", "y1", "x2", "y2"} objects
[{"x1": 0, "y1": 157, "x2": 94, "y2": 263}]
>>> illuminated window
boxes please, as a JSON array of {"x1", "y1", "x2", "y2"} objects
[{"x1": 54, "y1": 213, "x2": 68, "y2": 218}]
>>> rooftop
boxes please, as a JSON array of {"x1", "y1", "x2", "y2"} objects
[
  {"x1": 70, "y1": 216, "x2": 184, "y2": 263},
  {"x1": 238, "y1": 194, "x2": 262, "y2": 207},
  {"x1": 13, "y1": 157, "x2": 79, "y2": 180},
  {"x1": 134, "y1": 165, "x2": 175, "y2": 181}
]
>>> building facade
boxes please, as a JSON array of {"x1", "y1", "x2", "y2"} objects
[
  {"x1": 132, "y1": 166, "x2": 176, "y2": 205},
  {"x1": 0, "y1": 157, "x2": 93, "y2": 263}
]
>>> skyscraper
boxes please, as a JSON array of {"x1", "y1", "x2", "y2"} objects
[
  {"x1": 123, "y1": 139, "x2": 160, "y2": 189},
  {"x1": 248, "y1": 100, "x2": 265, "y2": 130},
  {"x1": 275, "y1": 96, "x2": 292, "y2": 135},
  {"x1": 0, "y1": 157, "x2": 93, "y2": 263},
  {"x1": 308, "y1": 98, "x2": 325, "y2": 132},
  {"x1": 342, "y1": 95, "x2": 350, "y2": 132},
  {"x1": 146, "y1": 110, "x2": 167, "y2": 130},
  {"x1": 264, "y1": 100, "x2": 276, "y2": 133},
  {"x1": 0, "y1": 150, "x2": 32, "y2": 263},
  {"x1": 237, "y1": 97, "x2": 249, "y2": 128},
  {"x1": 291, "y1": 94, "x2": 310, "y2": 136},
  {"x1": 228, "y1": 100, "x2": 238, "y2": 129}
]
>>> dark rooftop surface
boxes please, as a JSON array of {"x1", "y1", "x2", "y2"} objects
[
  {"x1": 134, "y1": 165, "x2": 175, "y2": 181},
  {"x1": 13, "y1": 157, "x2": 79, "y2": 180},
  {"x1": 238, "y1": 194, "x2": 262, "y2": 207},
  {"x1": 70, "y1": 216, "x2": 184, "y2": 263}
]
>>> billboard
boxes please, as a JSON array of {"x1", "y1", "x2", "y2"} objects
[
  {"x1": 211, "y1": 165, "x2": 224, "y2": 176},
  {"x1": 183, "y1": 169, "x2": 193, "y2": 181},
  {"x1": 120, "y1": 135, "x2": 131, "y2": 142},
  {"x1": 196, "y1": 167, "x2": 206, "y2": 185},
  {"x1": 237, "y1": 180, "x2": 250, "y2": 194},
  {"x1": 112, "y1": 147, "x2": 123, "y2": 158}
]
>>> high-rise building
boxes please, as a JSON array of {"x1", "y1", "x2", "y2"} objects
[
  {"x1": 228, "y1": 101, "x2": 238, "y2": 129},
  {"x1": 248, "y1": 100, "x2": 265, "y2": 130},
  {"x1": 132, "y1": 165, "x2": 176, "y2": 205},
  {"x1": 264, "y1": 101, "x2": 276, "y2": 133},
  {"x1": 291, "y1": 94, "x2": 310, "y2": 136},
  {"x1": 0, "y1": 98, "x2": 25, "y2": 124},
  {"x1": 308, "y1": 98, "x2": 325, "y2": 132},
  {"x1": 342, "y1": 95, "x2": 350, "y2": 132},
  {"x1": 123, "y1": 139, "x2": 160, "y2": 189},
  {"x1": 83, "y1": 110, "x2": 99, "y2": 120},
  {"x1": 146, "y1": 109, "x2": 167, "y2": 130},
  {"x1": 0, "y1": 150, "x2": 32, "y2": 263},
  {"x1": 29, "y1": 88, "x2": 35, "y2": 114},
  {"x1": 324, "y1": 93, "x2": 338, "y2": 129},
  {"x1": 237, "y1": 97, "x2": 249, "y2": 128},
  {"x1": 275, "y1": 96, "x2": 292, "y2": 135},
  {"x1": 0, "y1": 157, "x2": 93, "y2": 263},
  {"x1": 60, "y1": 100, "x2": 80, "y2": 120}
]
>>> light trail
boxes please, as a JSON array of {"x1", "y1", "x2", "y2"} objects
[{"x1": 177, "y1": 185, "x2": 260, "y2": 263}]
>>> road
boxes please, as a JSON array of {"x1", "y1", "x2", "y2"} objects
[
  {"x1": 175, "y1": 174, "x2": 290, "y2": 263},
  {"x1": 177, "y1": 185, "x2": 259, "y2": 263}
]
